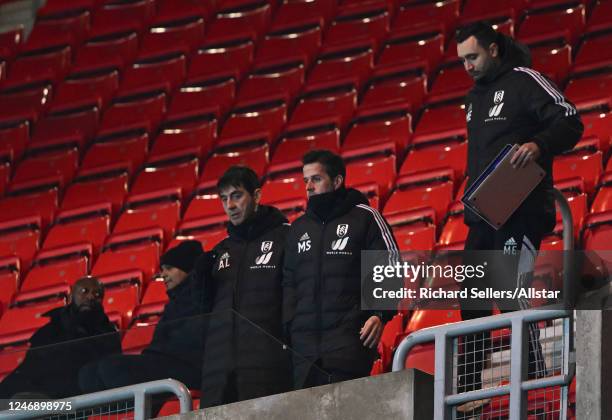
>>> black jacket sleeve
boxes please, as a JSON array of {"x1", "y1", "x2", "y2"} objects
[
  {"x1": 519, "y1": 71, "x2": 584, "y2": 157},
  {"x1": 363, "y1": 208, "x2": 401, "y2": 323}
]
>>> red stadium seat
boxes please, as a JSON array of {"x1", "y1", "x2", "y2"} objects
[
  {"x1": 518, "y1": 4, "x2": 585, "y2": 46},
  {"x1": 6, "y1": 46, "x2": 71, "y2": 86},
  {"x1": 0, "y1": 27, "x2": 24, "y2": 63},
  {"x1": 99, "y1": 89, "x2": 167, "y2": 135},
  {"x1": 272, "y1": 0, "x2": 336, "y2": 28},
  {"x1": 139, "y1": 16, "x2": 205, "y2": 56},
  {"x1": 325, "y1": 2, "x2": 390, "y2": 48},
  {"x1": 207, "y1": 1, "x2": 273, "y2": 40},
  {"x1": 36, "y1": 0, "x2": 99, "y2": 15},
  {"x1": 586, "y1": 0, "x2": 612, "y2": 33},
  {"x1": 141, "y1": 279, "x2": 169, "y2": 307},
  {"x1": 0, "y1": 216, "x2": 41, "y2": 272},
  {"x1": 81, "y1": 127, "x2": 149, "y2": 175},
  {"x1": 237, "y1": 59, "x2": 306, "y2": 103},
  {"x1": 0, "y1": 257, "x2": 19, "y2": 310},
  {"x1": 182, "y1": 192, "x2": 225, "y2": 222},
  {"x1": 383, "y1": 170, "x2": 455, "y2": 223},
  {"x1": 377, "y1": 312, "x2": 406, "y2": 369},
  {"x1": 188, "y1": 35, "x2": 255, "y2": 81},
  {"x1": 400, "y1": 141, "x2": 467, "y2": 183},
  {"x1": 591, "y1": 172, "x2": 612, "y2": 213},
  {"x1": 121, "y1": 323, "x2": 156, "y2": 354},
  {"x1": 170, "y1": 75, "x2": 236, "y2": 120},
  {"x1": 274, "y1": 198, "x2": 307, "y2": 223},
  {"x1": 573, "y1": 32, "x2": 612, "y2": 74},
  {"x1": 260, "y1": 177, "x2": 306, "y2": 205},
  {"x1": 218, "y1": 97, "x2": 288, "y2": 149},
  {"x1": 200, "y1": 145, "x2": 269, "y2": 190},
  {"x1": 114, "y1": 188, "x2": 182, "y2": 243},
  {"x1": 308, "y1": 43, "x2": 375, "y2": 90},
  {"x1": 26, "y1": 11, "x2": 90, "y2": 51},
  {"x1": 553, "y1": 151, "x2": 603, "y2": 196},
  {"x1": 90, "y1": 0, "x2": 156, "y2": 36},
  {"x1": 0, "y1": 346, "x2": 27, "y2": 380},
  {"x1": 343, "y1": 105, "x2": 413, "y2": 156},
  {"x1": 155, "y1": 0, "x2": 213, "y2": 21},
  {"x1": 0, "y1": 189, "x2": 58, "y2": 229},
  {"x1": 93, "y1": 230, "x2": 162, "y2": 286},
  {"x1": 0, "y1": 154, "x2": 9, "y2": 196},
  {"x1": 175, "y1": 215, "x2": 228, "y2": 251},
  {"x1": 581, "y1": 111, "x2": 612, "y2": 153},
  {"x1": 556, "y1": 192, "x2": 587, "y2": 234},
  {"x1": 438, "y1": 202, "x2": 468, "y2": 246},
  {"x1": 120, "y1": 52, "x2": 187, "y2": 95},
  {"x1": 53, "y1": 68, "x2": 119, "y2": 110},
  {"x1": 565, "y1": 71, "x2": 612, "y2": 113},
  {"x1": 344, "y1": 145, "x2": 397, "y2": 199},
  {"x1": 0, "y1": 120, "x2": 28, "y2": 161},
  {"x1": 152, "y1": 116, "x2": 217, "y2": 159},
  {"x1": 269, "y1": 122, "x2": 341, "y2": 176},
  {"x1": 412, "y1": 102, "x2": 467, "y2": 146},
  {"x1": 583, "y1": 210, "x2": 612, "y2": 255},
  {"x1": 131, "y1": 150, "x2": 199, "y2": 198},
  {"x1": 0, "y1": 81, "x2": 53, "y2": 125},
  {"x1": 427, "y1": 62, "x2": 473, "y2": 104},
  {"x1": 461, "y1": 0, "x2": 527, "y2": 23},
  {"x1": 387, "y1": 208, "x2": 437, "y2": 251},
  {"x1": 290, "y1": 82, "x2": 358, "y2": 131},
  {"x1": 360, "y1": 64, "x2": 428, "y2": 115},
  {"x1": 102, "y1": 283, "x2": 140, "y2": 330},
  {"x1": 61, "y1": 164, "x2": 130, "y2": 216},
  {"x1": 43, "y1": 203, "x2": 111, "y2": 257},
  {"x1": 393, "y1": 0, "x2": 460, "y2": 35},
  {"x1": 12, "y1": 149, "x2": 78, "y2": 187},
  {"x1": 378, "y1": 27, "x2": 444, "y2": 75},
  {"x1": 0, "y1": 301, "x2": 65, "y2": 347},
  {"x1": 30, "y1": 104, "x2": 99, "y2": 152},
  {"x1": 255, "y1": 21, "x2": 322, "y2": 66},
  {"x1": 531, "y1": 44, "x2": 572, "y2": 86},
  {"x1": 73, "y1": 31, "x2": 139, "y2": 73},
  {"x1": 19, "y1": 247, "x2": 90, "y2": 297}
]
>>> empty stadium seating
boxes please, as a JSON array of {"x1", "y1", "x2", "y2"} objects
[{"x1": 0, "y1": 0, "x2": 609, "y2": 411}]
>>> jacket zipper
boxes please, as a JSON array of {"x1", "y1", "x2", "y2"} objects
[{"x1": 315, "y1": 221, "x2": 326, "y2": 365}]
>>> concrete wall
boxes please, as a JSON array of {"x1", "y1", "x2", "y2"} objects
[
  {"x1": 161, "y1": 370, "x2": 433, "y2": 420},
  {"x1": 0, "y1": 0, "x2": 43, "y2": 39}
]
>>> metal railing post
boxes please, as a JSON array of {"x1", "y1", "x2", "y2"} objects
[{"x1": 509, "y1": 318, "x2": 528, "y2": 420}]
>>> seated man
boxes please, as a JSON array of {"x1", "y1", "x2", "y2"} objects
[
  {"x1": 79, "y1": 240, "x2": 208, "y2": 393},
  {"x1": 0, "y1": 276, "x2": 121, "y2": 400}
]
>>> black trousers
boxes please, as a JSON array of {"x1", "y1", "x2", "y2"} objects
[{"x1": 458, "y1": 218, "x2": 547, "y2": 393}]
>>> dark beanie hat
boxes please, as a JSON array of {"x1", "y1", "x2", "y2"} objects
[{"x1": 160, "y1": 240, "x2": 204, "y2": 273}]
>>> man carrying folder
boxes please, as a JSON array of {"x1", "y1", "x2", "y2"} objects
[{"x1": 454, "y1": 23, "x2": 583, "y2": 407}]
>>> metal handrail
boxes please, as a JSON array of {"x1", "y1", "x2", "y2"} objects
[
  {"x1": 0, "y1": 379, "x2": 192, "y2": 420},
  {"x1": 392, "y1": 189, "x2": 576, "y2": 419}
]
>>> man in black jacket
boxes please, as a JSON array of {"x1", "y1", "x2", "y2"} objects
[
  {"x1": 199, "y1": 166, "x2": 292, "y2": 408},
  {"x1": 455, "y1": 23, "x2": 583, "y2": 402},
  {"x1": 0, "y1": 277, "x2": 120, "y2": 400},
  {"x1": 79, "y1": 241, "x2": 206, "y2": 393},
  {"x1": 283, "y1": 150, "x2": 399, "y2": 389}
]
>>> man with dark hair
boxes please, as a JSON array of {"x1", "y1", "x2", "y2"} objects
[
  {"x1": 455, "y1": 22, "x2": 583, "y2": 405},
  {"x1": 283, "y1": 149, "x2": 399, "y2": 388},
  {"x1": 0, "y1": 277, "x2": 120, "y2": 399},
  {"x1": 199, "y1": 165, "x2": 292, "y2": 408},
  {"x1": 79, "y1": 241, "x2": 207, "y2": 393}
]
